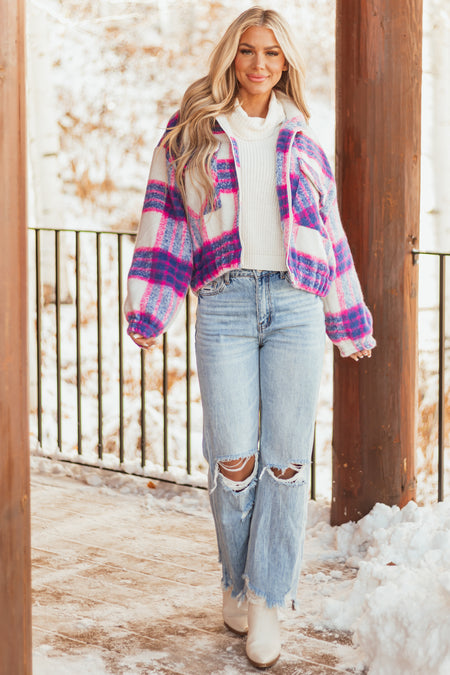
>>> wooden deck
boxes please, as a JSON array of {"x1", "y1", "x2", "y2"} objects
[{"x1": 31, "y1": 462, "x2": 364, "y2": 674}]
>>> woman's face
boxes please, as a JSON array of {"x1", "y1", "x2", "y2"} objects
[{"x1": 234, "y1": 26, "x2": 287, "y2": 108}]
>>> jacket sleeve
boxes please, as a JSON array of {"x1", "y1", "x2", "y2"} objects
[
  {"x1": 306, "y1": 139, "x2": 376, "y2": 357},
  {"x1": 124, "y1": 142, "x2": 193, "y2": 339}
]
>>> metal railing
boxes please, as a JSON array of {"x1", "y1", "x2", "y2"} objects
[
  {"x1": 31, "y1": 226, "x2": 197, "y2": 484},
  {"x1": 413, "y1": 249, "x2": 449, "y2": 501},
  {"x1": 29, "y1": 226, "x2": 448, "y2": 501}
]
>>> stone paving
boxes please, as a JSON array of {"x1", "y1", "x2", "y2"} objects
[{"x1": 31, "y1": 463, "x2": 364, "y2": 674}]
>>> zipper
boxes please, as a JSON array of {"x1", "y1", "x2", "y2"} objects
[{"x1": 282, "y1": 129, "x2": 298, "y2": 281}]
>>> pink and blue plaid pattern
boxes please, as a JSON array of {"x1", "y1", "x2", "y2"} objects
[{"x1": 125, "y1": 96, "x2": 375, "y2": 356}]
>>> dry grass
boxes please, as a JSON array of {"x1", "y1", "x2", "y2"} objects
[{"x1": 73, "y1": 166, "x2": 116, "y2": 202}]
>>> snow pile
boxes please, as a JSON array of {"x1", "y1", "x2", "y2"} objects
[{"x1": 323, "y1": 500, "x2": 450, "y2": 675}]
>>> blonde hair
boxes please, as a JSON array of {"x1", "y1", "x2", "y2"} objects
[{"x1": 164, "y1": 6, "x2": 310, "y2": 209}]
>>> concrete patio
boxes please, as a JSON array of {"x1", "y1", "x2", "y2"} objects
[{"x1": 31, "y1": 459, "x2": 365, "y2": 674}]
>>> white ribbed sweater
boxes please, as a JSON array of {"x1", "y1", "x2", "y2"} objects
[{"x1": 219, "y1": 93, "x2": 287, "y2": 271}]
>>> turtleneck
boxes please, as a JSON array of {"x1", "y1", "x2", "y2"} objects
[
  {"x1": 218, "y1": 92, "x2": 288, "y2": 271},
  {"x1": 226, "y1": 91, "x2": 286, "y2": 140}
]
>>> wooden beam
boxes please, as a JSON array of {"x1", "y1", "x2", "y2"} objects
[
  {"x1": 332, "y1": 0, "x2": 422, "y2": 524},
  {"x1": 0, "y1": 1, "x2": 32, "y2": 673}
]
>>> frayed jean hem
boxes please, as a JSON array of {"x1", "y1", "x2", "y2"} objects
[{"x1": 242, "y1": 576, "x2": 297, "y2": 610}]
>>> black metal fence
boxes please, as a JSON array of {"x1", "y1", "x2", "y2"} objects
[
  {"x1": 30, "y1": 226, "x2": 199, "y2": 483},
  {"x1": 28, "y1": 226, "x2": 448, "y2": 500}
]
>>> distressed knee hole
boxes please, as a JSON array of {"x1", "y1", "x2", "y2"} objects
[
  {"x1": 218, "y1": 455, "x2": 256, "y2": 482},
  {"x1": 270, "y1": 463, "x2": 306, "y2": 483},
  {"x1": 217, "y1": 455, "x2": 256, "y2": 492}
]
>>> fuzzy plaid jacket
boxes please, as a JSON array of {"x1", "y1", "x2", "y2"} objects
[{"x1": 125, "y1": 93, "x2": 375, "y2": 357}]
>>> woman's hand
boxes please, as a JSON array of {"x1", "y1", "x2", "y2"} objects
[
  {"x1": 129, "y1": 333, "x2": 158, "y2": 350},
  {"x1": 348, "y1": 349, "x2": 372, "y2": 361}
]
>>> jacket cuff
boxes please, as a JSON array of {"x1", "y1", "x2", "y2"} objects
[
  {"x1": 333, "y1": 334, "x2": 377, "y2": 358},
  {"x1": 126, "y1": 315, "x2": 163, "y2": 340}
]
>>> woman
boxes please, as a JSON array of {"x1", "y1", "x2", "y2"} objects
[{"x1": 125, "y1": 6, "x2": 375, "y2": 669}]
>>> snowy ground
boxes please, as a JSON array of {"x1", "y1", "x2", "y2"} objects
[{"x1": 31, "y1": 456, "x2": 450, "y2": 675}]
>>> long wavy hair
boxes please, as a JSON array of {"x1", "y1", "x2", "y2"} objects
[{"x1": 164, "y1": 6, "x2": 310, "y2": 209}]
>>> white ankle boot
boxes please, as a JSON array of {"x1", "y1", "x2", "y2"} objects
[
  {"x1": 222, "y1": 588, "x2": 248, "y2": 635},
  {"x1": 246, "y1": 601, "x2": 281, "y2": 668}
]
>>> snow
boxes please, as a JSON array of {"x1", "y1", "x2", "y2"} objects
[
  {"x1": 34, "y1": 652, "x2": 110, "y2": 675},
  {"x1": 321, "y1": 501, "x2": 450, "y2": 674}
]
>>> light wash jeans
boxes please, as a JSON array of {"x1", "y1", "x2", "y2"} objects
[{"x1": 195, "y1": 270, "x2": 325, "y2": 608}]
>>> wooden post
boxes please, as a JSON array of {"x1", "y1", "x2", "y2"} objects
[
  {"x1": 0, "y1": 1, "x2": 32, "y2": 673},
  {"x1": 332, "y1": 0, "x2": 422, "y2": 524}
]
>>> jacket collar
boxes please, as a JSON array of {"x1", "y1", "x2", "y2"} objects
[{"x1": 273, "y1": 91, "x2": 307, "y2": 127}]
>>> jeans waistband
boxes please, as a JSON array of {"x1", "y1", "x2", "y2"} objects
[{"x1": 223, "y1": 269, "x2": 290, "y2": 282}]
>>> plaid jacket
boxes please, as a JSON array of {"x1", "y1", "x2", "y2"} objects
[{"x1": 125, "y1": 93, "x2": 375, "y2": 357}]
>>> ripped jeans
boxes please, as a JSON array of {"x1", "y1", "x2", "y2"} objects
[{"x1": 195, "y1": 270, "x2": 325, "y2": 608}]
